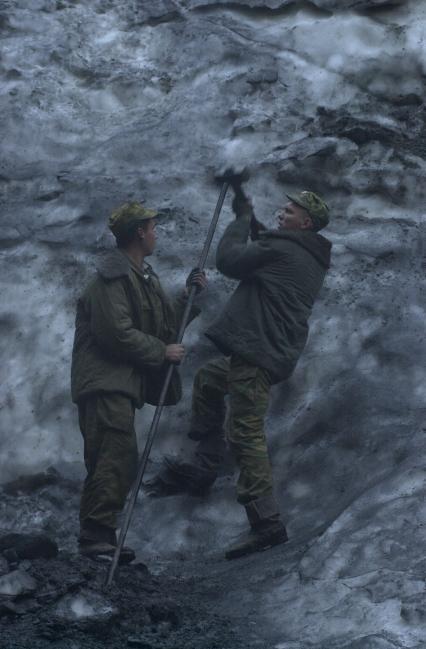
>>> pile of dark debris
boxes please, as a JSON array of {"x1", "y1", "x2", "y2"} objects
[{"x1": 0, "y1": 470, "x2": 246, "y2": 649}]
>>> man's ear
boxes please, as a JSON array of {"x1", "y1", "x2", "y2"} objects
[
  {"x1": 137, "y1": 226, "x2": 145, "y2": 239},
  {"x1": 301, "y1": 216, "x2": 313, "y2": 230}
]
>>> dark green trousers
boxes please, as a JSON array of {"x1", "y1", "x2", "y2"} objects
[
  {"x1": 190, "y1": 355, "x2": 273, "y2": 504},
  {"x1": 78, "y1": 393, "x2": 138, "y2": 533}
]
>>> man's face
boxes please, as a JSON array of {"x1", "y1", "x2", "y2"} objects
[
  {"x1": 139, "y1": 219, "x2": 157, "y2": 256},
  {"x1": 277, "y1": 202, "x2": 313, "y2": 231}
]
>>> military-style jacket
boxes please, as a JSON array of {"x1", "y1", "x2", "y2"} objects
[
  {"x1": 71, "y1": 249, "x2": 200, "y2": 407},
  {"x1": 205, "y1": 215, "x2": 331, "y2": 383}
]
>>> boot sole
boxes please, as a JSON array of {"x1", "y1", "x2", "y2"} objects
[
  {"x1": 225, "y1": 530, "x2": 288, "y2": 560},
  {"x1": 80, "y1": 551, "x2": 136, "y2": 566},
  {"x1": 79, "y1": 545, "x2": 135, "y2": 565}
]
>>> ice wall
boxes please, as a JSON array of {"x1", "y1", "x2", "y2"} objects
[
  {"x1": 1, "y1": 2, "x2": 426, "y2": 645},
  {"x1": 1, "y1": 0, "x2": 423, "y2": 476}
]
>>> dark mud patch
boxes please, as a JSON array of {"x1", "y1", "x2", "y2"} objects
[{"x1": 0, "y1": 553, "x2": 247, "y2": 649}]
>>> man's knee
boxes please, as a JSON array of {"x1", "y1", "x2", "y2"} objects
[
  {"x1": 227, "y1": 413, "x2": 266, "y2": 447},
  {"x1": 193, "y1": 365, "x2": 209, "y2": 396},
  {"x1": 190, "y1": 360, "x2": 228, "y2": 440},
  {"x1": 193, "y1": 361, "x2": 227, "y2": 400},
  {"x1": 103, "y1": 427, "x2": 138, "y2": 483}
]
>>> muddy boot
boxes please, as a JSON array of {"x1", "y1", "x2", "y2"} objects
[
  {"x1": 225, "y1": 496, "x2": 288, "y2": 560},
  {"x1": 143, "y1": 455, "x2": 217, "y2": 497},
  {"x1": 79, "y1": 521, "x2": 135, "y2": 564}
]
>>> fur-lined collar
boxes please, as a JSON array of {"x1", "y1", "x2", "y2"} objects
[{"x1": 96, "y1": 249, "x2": 132, "y2": 279}]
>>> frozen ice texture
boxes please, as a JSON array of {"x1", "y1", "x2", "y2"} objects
[{"x1": 0, "y1": 0, "x2": 425, "y2": 646}]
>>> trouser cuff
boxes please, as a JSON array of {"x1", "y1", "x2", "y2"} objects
[
  {"x1": 163, "y1": 455, "x2": 218, "y2": 488},
  {"x1": 244, "y1": 495, "x2": 281, "y2": 529},
  {"x1": 79, "y1": 519, "x2": 116, "y2": 545},
  {"x1": 188, "y1": 426, "x2": 224, "y2": 442}
]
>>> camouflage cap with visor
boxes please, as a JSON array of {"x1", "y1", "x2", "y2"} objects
[
  {"x1": 286, "y1": 191, "x2": 330, "y2": 230},
  {"x1": 108, "y1": 202, "x2": 158, "y2": 238}
]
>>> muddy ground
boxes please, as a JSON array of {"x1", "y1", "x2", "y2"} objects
[{"x1": 0, "y1": 469, "x2": 296, "y2": 649}]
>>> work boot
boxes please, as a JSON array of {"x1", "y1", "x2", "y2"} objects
[
  {"x1": 143, "y1": 455, "x2": 217, "y2": 497},
  {"x1": 79, "y1": 520, "x2": 135, "y2": 564},
  {"x1": 225, "y1": 495, "x2": 288, "y2": 560},
  {"x1": 225, "y1": 520, "x2": 288, "y2": 560}
]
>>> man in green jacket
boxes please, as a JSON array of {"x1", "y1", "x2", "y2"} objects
[
  {"x1": 71, "y1": 202, "x2": 206, "y2": 561},
  {"x1": 146, "y1": 187, "x2": 331, "y2": 560}
]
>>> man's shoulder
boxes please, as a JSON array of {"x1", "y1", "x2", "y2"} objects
[
  {"x1": 95, "y1": 249, "x2": 131, "y2": 281},
  {"x1": 80, "y1": 251, "x2": 132, "y2": 302},
  {"x1": 259, "y1": 230, "x2": 331, "y2": 269},
  {"x1": 257, "y1": 230, "x2": 300, "y2": 255}
]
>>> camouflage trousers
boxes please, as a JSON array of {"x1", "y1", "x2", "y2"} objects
[
  {"x1": 78, "y1": 393, "x2": 138, "y2": 534},
  {"x1": 190, "y1": 355, "x2": 273, "y2": 505}
]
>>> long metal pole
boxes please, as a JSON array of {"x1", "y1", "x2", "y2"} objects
[{"x1": 105, "y1": 181, "x2": 230, "y2": 587}]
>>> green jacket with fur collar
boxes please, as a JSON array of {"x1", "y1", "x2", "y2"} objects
[{"x1": 71, "y1": 249, "x2": 199, "y2": 407}]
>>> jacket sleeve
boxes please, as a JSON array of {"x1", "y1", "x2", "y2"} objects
[
  {"x1": 89, "y1": 278, "x2": 167, "y2": 368},
  {"x1": 150, "y1": 271, "x2": 201, "y2": 339},
  {"x1": 173, "y1": 292, "x2": 202, "y2": 331},
  {"x1": 250, "y1": 216, "x2": 268, "y2": 241},
  {"x1": 216, "y1": 216, "x2": 277, "y2": 280}
]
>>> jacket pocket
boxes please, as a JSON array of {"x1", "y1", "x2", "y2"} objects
[
  {"x1": 229, "y1": 356, "x2": 271, "y2": 408},
  {"x1": 138, "y1": 303, "x2": 153, "y2": 330}
]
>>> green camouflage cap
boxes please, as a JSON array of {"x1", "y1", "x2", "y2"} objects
[
  {"x1": 108, "y1": 202, "x2": 158, "y2": 237},
  {"x1": 286, "y1": 191, "x2": 330, "y2": 230}
]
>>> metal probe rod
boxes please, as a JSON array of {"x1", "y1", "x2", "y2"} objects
[{"x1": 105, "y1": 181, "x2": 230, "y2": 587}]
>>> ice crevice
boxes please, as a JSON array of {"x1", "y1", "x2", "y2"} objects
[
  {"x1": 188, "y1": 0, "x2": 333, "y2": 18},
  {"x1": 184, "y1": 0, "x2": 402, "y2": 17}
]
